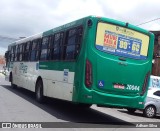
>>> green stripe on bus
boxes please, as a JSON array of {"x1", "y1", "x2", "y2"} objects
[{"x1": 39, "y1": 61, "x2": 76, "y2": 72}]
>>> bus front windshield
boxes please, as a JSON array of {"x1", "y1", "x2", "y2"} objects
[{"x1": 96, "y1": 22, "x2": 149, "y2": 60}]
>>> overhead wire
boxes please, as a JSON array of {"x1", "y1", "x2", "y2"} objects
[{"x1": 136, "y1": 17, "x2": 160, "y2": 26}]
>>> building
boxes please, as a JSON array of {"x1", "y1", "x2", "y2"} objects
[
  {"x1": 0, "y1": 55, "x2": 5, "y2": 72},
  {"x1": 151, "y1": 31, "x2": 160, "y2": 76},
  {"x1": 0, "y1": 55, "x2": 5, "y2": 64}
]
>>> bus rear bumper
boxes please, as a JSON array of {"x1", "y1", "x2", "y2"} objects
[
  {"x1": 91, "y1": 90, "x2": 145, "y2": 109},
  {"x1": 78, "y1": 89, "x2": 145, "y2": 109}
]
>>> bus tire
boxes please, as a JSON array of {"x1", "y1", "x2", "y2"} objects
[
  {"x1": 127, "y1": 108, "x2": 136, "y2": 114},
  {"x1": 35, "y1": 79, "x2": 44, "y2": 103}
]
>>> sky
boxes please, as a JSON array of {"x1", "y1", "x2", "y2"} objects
[{"x1": 0, "y1": 0, "x2": 160, "y2": 55}]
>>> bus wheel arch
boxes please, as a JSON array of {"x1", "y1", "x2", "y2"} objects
[
  {"x1": 10, "y1": 72, "x2": 17, "y2": 88},
  {"x1": 9, "y1": 72, "x2": 13, "y2": 82},
  {"x1": 35, "y1": 77, "x2": 44, "y2": 103}
]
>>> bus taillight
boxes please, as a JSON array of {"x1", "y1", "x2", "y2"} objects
[
  {"x1": 140, "y1": 72, "x2": 150, "y2": 96},
  {"x1": 85, "y1": 59, "x2": 92, "y2": 87}
]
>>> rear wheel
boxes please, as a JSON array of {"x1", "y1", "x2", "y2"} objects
[
  {"x1": 143, "y1": 105, "x2": 156, "y2": 118},
  {"x1": 127, "y1": 108, "x2": 136, "y2": 114},
  {"x1": 35, "y1": 79, "x2": 44, "y2": 103}
]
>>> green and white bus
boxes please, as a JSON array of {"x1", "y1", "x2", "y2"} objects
[{"x1": 5, "y1": 16, "x2": 154, "y2": 109}]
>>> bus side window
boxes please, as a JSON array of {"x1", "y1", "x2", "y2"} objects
[
  {"x1": 5, "y1": 51, "x2": 9, "y2": 63},
  {"x1": 35, "y1": 38, "x2": 42, "y2": 61},
  {"x1": 10, "y1": 46, "x2": 15, "y2": 62},
  {"x1": 5, "y1": 51, "x2": 10, "y2": 67},
  {"x1": 30, "y1": 40, "x2": 38, "y2": 61},
  {"x1": 52, "y1": 33, "x2": 63, "y2": 60},
  {"x1": 17, "y1": 45, "x2": 21, "y2": 61},
  {"x1": 75, "y1": 27, "x2": 83, "y2": 58},
  {"x1": 40, "y1": 37, "x2": 49, "y2": 61},
  {"x1": 14, "y1": 45, "x2": 19, "y2": 61},
  {"x1": 64, "y1": 27, "x2": 83, "y2": 60},
  {"x1": 64, "y1": 29, "x2": 76, "y2": 60},
  {"x1": 47, "y1": 35, "x2": 53, "y2": 60},
  {"x1": 19, "y1": 44, "x2": 23, "y2": 61},
  {"x1": 24, "y1": 42, "x2": 31, "y2": 61},
  {"x1": 22, "y1": 44, "x2": 26, "y2": 61}
]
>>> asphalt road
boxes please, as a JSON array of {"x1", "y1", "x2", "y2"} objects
[{"x1": 0, "y1": 73, "x2": 159, "y2": 131}]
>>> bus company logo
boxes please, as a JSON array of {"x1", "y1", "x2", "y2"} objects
[
  {"x1": 116, "y1": 26, "x2": 119, "y2": 31},
  {"x1": 116, "y1": 26, "x2": 134, "y2": 36},
  {"x1": 19, "y1": 63, "x2": 28, "y2": 73}
]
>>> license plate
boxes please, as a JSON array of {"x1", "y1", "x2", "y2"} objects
[{"x1": 114, "y1": 84, "x2": 125, "y2": 89}]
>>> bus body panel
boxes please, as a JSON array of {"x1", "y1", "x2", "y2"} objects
[
  {"x1": 9, "y1": 61, "x2": 75, "y2": 101},
  {"x1": 72, "y1": 17, "x2": 154, "y2": 109},
  {"x1": 39, "y1": 69, "x2": 75, "y2": 101},
  {"x1": 92, "y1": 53, "x2": 151, "y2": 95},
  {"x1": 39, "y1": 61, "x2": 76, "y2": 101},
  {"x1": 11, "y1": 62, "x2": 37, "y2": 91}
]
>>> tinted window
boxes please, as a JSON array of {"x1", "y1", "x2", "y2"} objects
[
  {"x1": 26, "y1": 42, "x2": 30, "y2": 50},
  {"x1": 40, "y1": 49, "x2": 47, "y2": 60},
  {"x1": 153, "y1": 91, "x2": 160, "y2": 97},
  {"x1": 30, "y1": 40, "x2": 39, "y2": 61},
  {"x1": 65, "y1": 45, "x2": 76, "y2": 60},
  {"x1": 24, "y1": 42, "x2": 31, "y2": 61},
  {"x1": 42, "y1": 37, "x2": 49, "y2": 49},
  {"x1": 19, "y1": 44, "x2": 23, "y2": 52},
  {"x1": 64, "y1": 27, "x2": 83, "y2": 60},
  {"x1": 40, "y1": 37, "x2": 49, "y2": 61},
  {"x1": 19, "y1": 53, "x2": 23, "y2": 61},
  {"x1": 32, "y1": 41, "x2": 37, "y2": 50},
  {"x1": 52, "y1": 33, "x2": 63, "y2": 60},
  {"x1": 30, "y1": 50, "x2": 36, "y2": 61},
  {"x1": 11, "y1": 54, "x2": 14, "y2": 62},
  {"x1": 47, "y1": 36, "x2": 53, "y2": 60},
  {"x1": 18, "y1": 44, "x2": 23, "y2": 61},
  {"x1": 10, "y1": 46, "x2": 15, "y2": 61},
  {"x1": 35, "y1": 39, "x2": 42, "y2": 60}
]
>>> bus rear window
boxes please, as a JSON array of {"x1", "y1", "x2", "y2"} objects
[{"x1": 96, "y1": 22, "x2": 149, "y2": 60}]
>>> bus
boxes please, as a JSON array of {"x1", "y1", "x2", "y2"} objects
[{"x1": 5, "y1": 16, "x2": 154, "y2": 110}]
